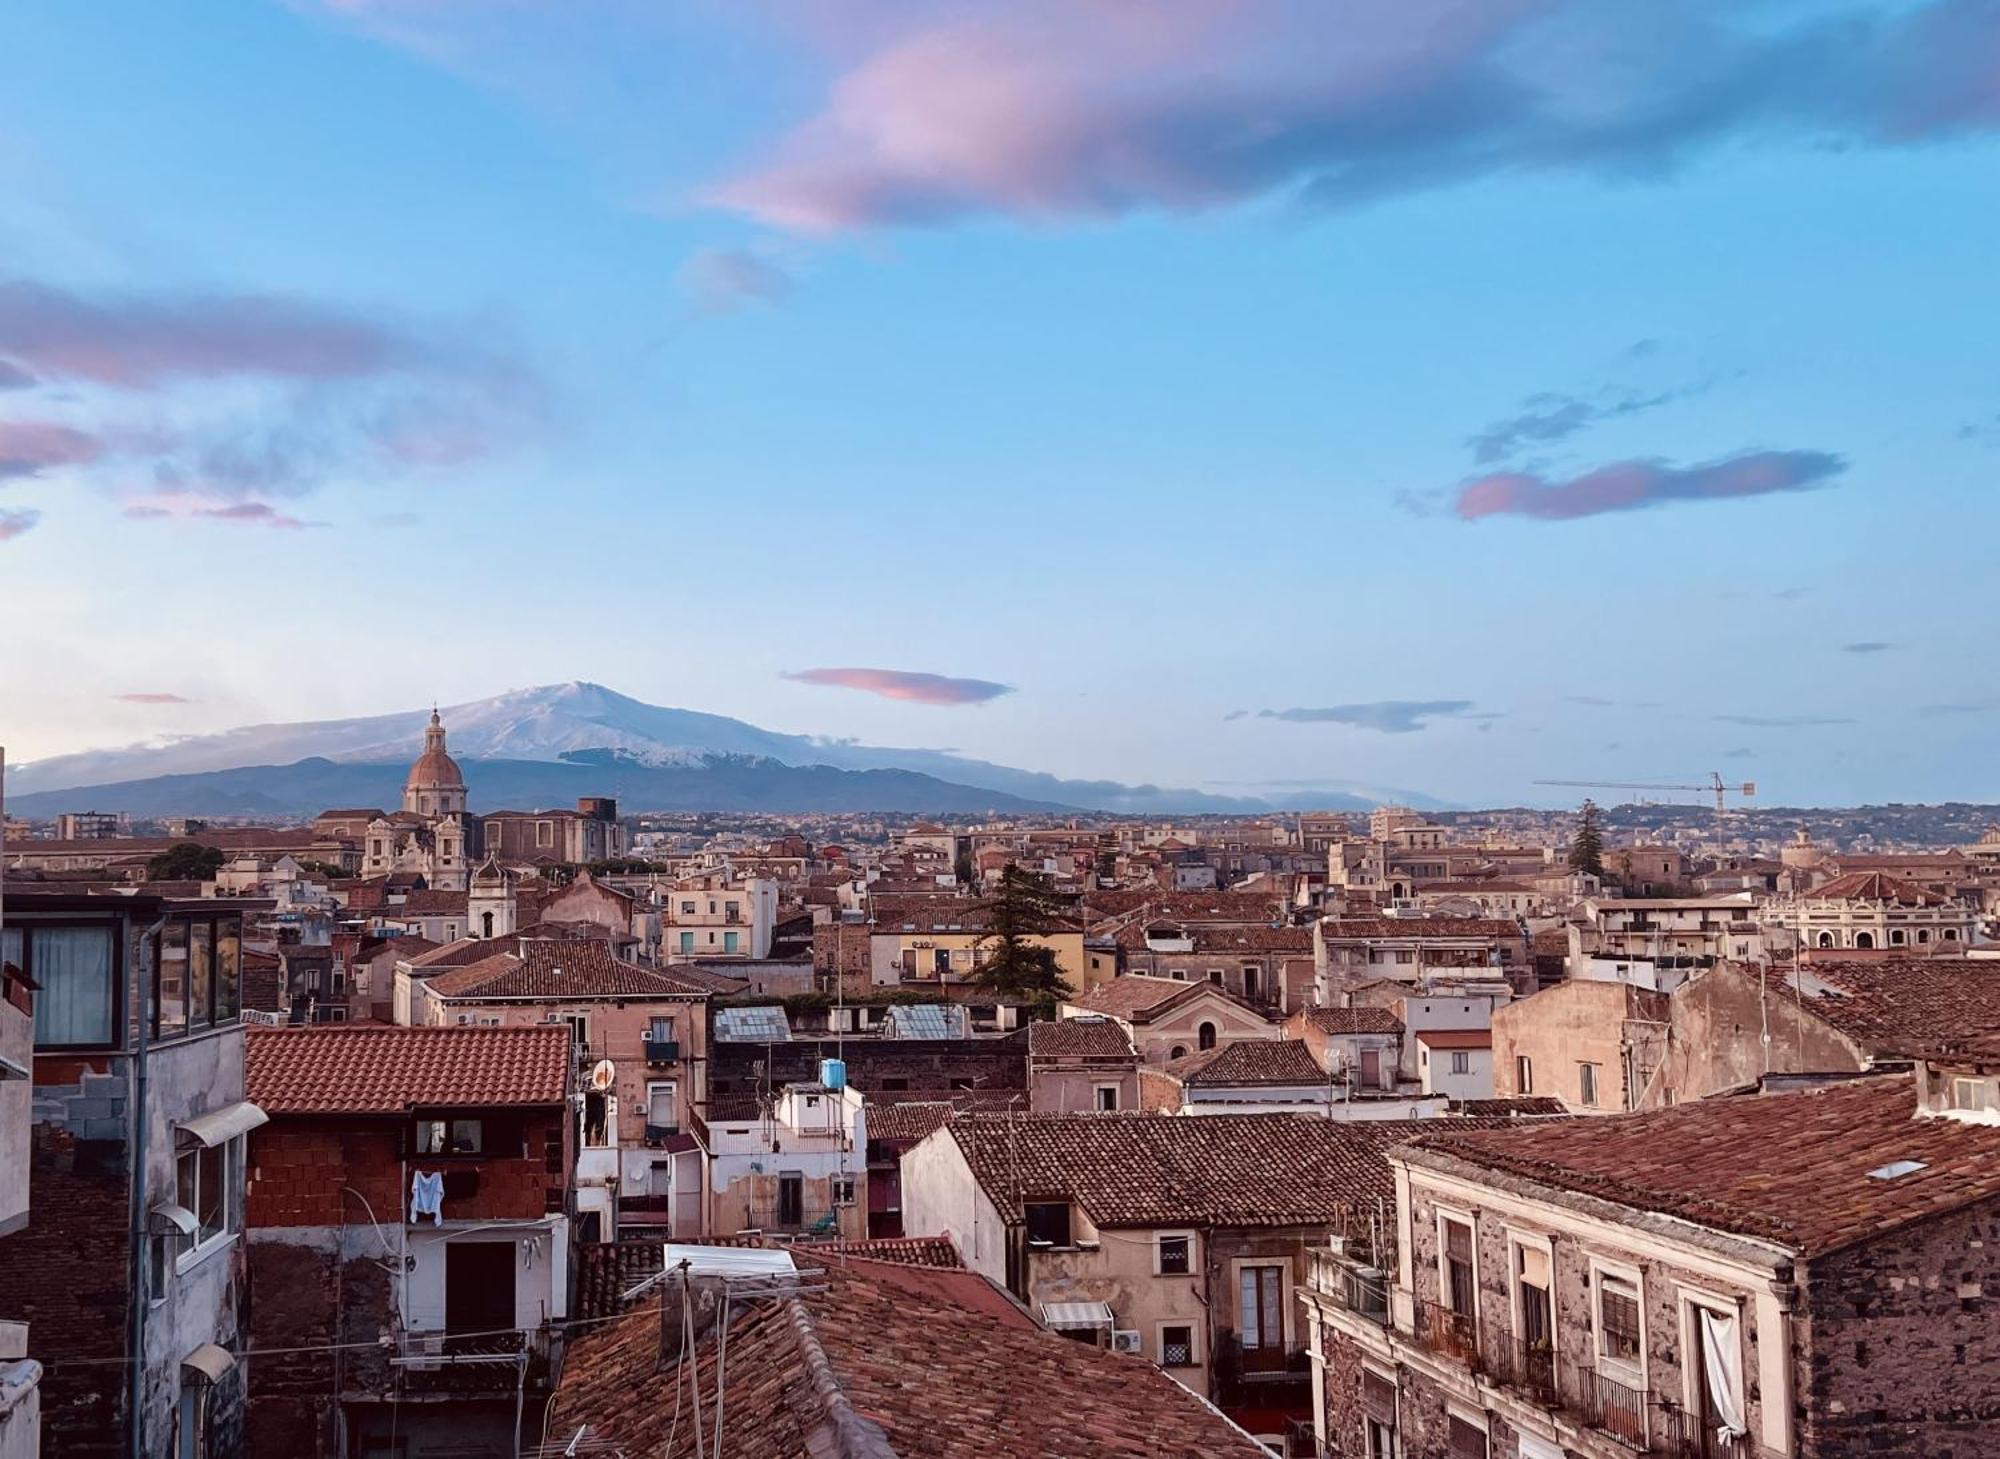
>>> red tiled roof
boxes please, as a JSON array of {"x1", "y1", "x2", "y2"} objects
[
  {"x1": 867, "y1": 1102, "x2": 960, "y2": 1145},
  {"x1": 1415, "y1": 1028, "x2": 1492, "y2": 1050},
  {"x1": 1318, "y1": 917, "x2": 1523, "y2": 940},
  {"x1": 550, "y1": 1255, "x2": 1268, "y2": 1459},
  {"x1": 1166, "y1": 1039, "x2": 1326, "y2": 1087},
  {"x1": 401, "y1": 937, "x2": 504, "y2": 969},
  {"x1": 944, "y1": 1113, "x2": 1525, "y2": 1228},
  {"x1": 1029, "y1": 1017, "x2": 1138, "y2": 1060},
  {"x1": 247, "y1": 1025, "x2": 569, "y2": 1114},
  {"x1": 1806, "y1": 871, "x2": 1949, "y2": 906},
  {"x1": 1773, "y1": 957, "x2": 2000, "y2": 1059},
  {"x1": 1065, "y1": 975, "x2": 1268, "y2": 1025},
  {"x1": 1417, "y1": 1074, "x2": 2000, "y2": 1257},
  {"x1": 429, "y1": 941, "x2": 714, "y2": 1000},
  {"x1": 1298, "y1": 1006, "x2": 1405, "y2": 1036}
]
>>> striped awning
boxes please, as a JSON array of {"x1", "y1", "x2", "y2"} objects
[{"x1": 1040, "y1": 1300, "x2": 1114, "y2": 1331}]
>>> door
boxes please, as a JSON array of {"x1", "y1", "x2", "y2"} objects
[
  {"x1": 777, "y1": 1172, "x2": 804, "y2": 1228},
  {"x1": 1238, "y1": 1265, "x2": 1286, "y2": 1372},
  {"x1": 445, "y1": 1241, "x2": 517, "y2": 1334},
  {"x1": 1360, "y1": 1048, "x2": 1381, "y2": 1087}
]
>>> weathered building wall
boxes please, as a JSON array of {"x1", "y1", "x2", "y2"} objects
[{"x1": 1668, "y1": 966, "x2": 1866, "y2": 1102}]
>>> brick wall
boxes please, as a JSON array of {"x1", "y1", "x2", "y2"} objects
[
  {"x1": 244, "y1": 1239, "x2": 396, "y2": 1458},
  {"x1": 248, "y1": 1109, "x2": 567, "y2": 1229},
  {"x1": 709, "y1": 1035, "x2": 1026, "y2": 1107}
]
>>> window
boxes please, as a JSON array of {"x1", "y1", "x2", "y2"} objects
[
  {"x1": 157, "y1": 921, "x2": 189, "y2": 1038},
  {"x1": 1953, "y1": 1076, "x2": 1997, "y2": 1112},
  {"x1": 149, "y1": 1233, "x2": 171, "y2": 1305},
  {"x1": 647, "y1": 1082, "x2": 677, "y2": 1133},
  {"x1": 188, "y1": 921, "x2": 213, "y2": 1031},
  {"x1": 178, "y1": 1376, "x2": 210, "y2": 1459},
  {"x1": 175, "y1": 1140, "x2": 237, "y2": 1252},
  {"x1": 1242, "y1": 967, "x2": 1260, "y2": 1000},
  {"x1": 831, "y1": 1174, "x2": 857, "y2": 1206},
  {"x1": 1441, "y1": 1216, "x2": 1475, "y2": 1316},
  {"x1": 416, "y1": 1119, "x2": 484, "y2": 1155},
  {"x1": 649, "y1": 1015, "x2": 675, "y2": 1040},
  {"x1": 1160, "y1": 1324, "x2": 1196, "y2": 1368},
  {"x1": 681, "y1": 901, "x2": 696, "y2": 915},
  {"x1": 1446, "y1": 1415, "x2": 1488, "y2": 1459},
  {"x1": 1513, "y1": 1242, "x2": 1553, "y2": 1351},
  {"x1": 1094, "y1": 1084, "x2": 1119, "y2": 1112},
  {"x1": 1207, "y1": 968, "x2": 1224, "y2": 984},
  {"x1": 1578, "y1": 1062, "x2": 1600, "y2": 1108},
  {"x1": 679, "y1": 932, "x2": 695, "y2": 954},
  {"x1": 1239, "y1": 1264, "x2": 1285, "y2": 1355},
  {"x1": 1450, "y1": 1051, "x2": 1471, "y2": 1075},
  {"x1": 1025, "y1": 1202, "x2": 1072, "y2": 1248},
  {"x1": 723, "y1": 931, "x2": 740, "y2": 954},
  {"x1": 1597, "y1": 1273, "x2": 1642, "y2": 1366},
  {"x1": 1157, "y1": 1233, "x2": 1192, "y2": 1274},
  {"x1": 1197, "y1": 1021, "x2": 1218, "y2": 1052},
  {"x1": 16, "y1": 923, "x2": 119, "y2": 1048},
  {"x1": 1362, "y1": 1371, "x2": 1397, "y2": 1459}
]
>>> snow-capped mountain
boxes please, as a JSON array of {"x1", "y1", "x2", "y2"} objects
[{"x1": 9, "y1": 682, "x2": 1442, "y2": 814}]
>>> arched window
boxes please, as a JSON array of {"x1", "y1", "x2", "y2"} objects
[
  {"x1": 1945, "y1": 928, "x2": 1960, "y2": 941},
  {"x1": 1918, "y1": 929, "x2": 1932, "y2": 944},
  {"x1": 1818, "y1": 932, "x2": 1835, "y2": 948},
  {"x1": 482, "y1": 911, "x2": 495, "y2": 939},
  {"x1": 1169, "y1": 1045, "x2": 1188, "y2": 1060},
  {"x1": 1198, "y1": 1021, "x2": 1218, "y2": 1052},
  {"x1": 1890, "y1": 929, "x2": 1906, "y2": 946},
  {"x1": 1855, "y1": 932, "x2": 1874, "y2": 950}
]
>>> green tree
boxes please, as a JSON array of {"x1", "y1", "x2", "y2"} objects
[
  {"x1": 1568, "y1": 799, "x2": 1605, "y2": 878},
  {"x1": 972, "y1": 863, "x2": 1077, "y2": 1012},
  {"x1": 147, "y1": 842, "x2": 224, "y2": 880}
]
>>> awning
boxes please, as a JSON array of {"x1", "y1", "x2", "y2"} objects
[
  {"x1": 149, "y1": 1202, "x2": 199, "y2": 1238},
  {"x1": 0, "y1": 1054, "x2": 27, "y2": 1083},
  {"x1": 177, "y1": 1101, "x2": 268, "y2": 1149},
  {"x1": 181, "y1": 1343, "x2": 236, "y2": 1385},
  {"x1": 1040, "y1": 1300, "x2": 1115, "y2": 1331}
]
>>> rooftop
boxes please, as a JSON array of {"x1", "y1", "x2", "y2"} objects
[
  {"x1": 549, "y1": 1255, "x2": 1269, "y2": 1459},
  {"x1": 1028, "y1": 1016, "x2": 1138, "y2": 1061},
  {"x1": 1165, "y1": 1038, "x2": 1327, "y2": 1087},
  {"x1": 247, "y1": 1025, "x2": 569, "y2": 1114},
  {"x1": 1804, "y1": 870, "x2": 1950, "y2": 906},
  {"x1": 425, "y1": 941, "x2": 715, "y2": 1000},
  {"x1": 1770, "y1": 956, "x2": 2000, "y2": 1060},
  {"x1": 1296, "y1": 1005, "x2": 1405, "y2": 1036},
  {"x1": 1416, "y1": 1074, "x2": 2000, "y2": 1257},
  {"x1": 1064, "y1": 974, "x2": 1265, "y2": 1024}
]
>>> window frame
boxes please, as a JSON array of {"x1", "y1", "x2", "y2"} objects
[
  {"x1": 1675, "y1": 1284, "x2": 1745, "y2": 1433},
  {"x1": 1158, "y1": 1322, "x2": 1197, "y2": 1369},
  {"x1": 414, "y1": 1118, "x2": 485, "y2": 1157},
  {"x1": 1516, "y1": 1054, "x2": 1533, "y2": 1094},
  {"x1": 1155, "y1": 1230, "x2": 1194, "y2": 1276},
  {"x1": 1506, "y1": 1232, "x2": 1557, "y2": 1355},
  {"x1": 173, "y1": 1136, "x2": 241, "y2": 1274},
  {"x1": 1024, "y1": 1201, "x2": 1073, "y2": 1249},
  {"x1": 1577, "y1": 1061, "x2": 1600, "y2": 1108},
  {"x1": 1590, "y1": 1259, "x2": 1647, "y2": 1384},
  {"x1": 1435, "y1": 1207, "x2": 1478, "y2": 1318},
  {"x1": 10, "y1": 919, "x2": 125, "y2": 1052}
]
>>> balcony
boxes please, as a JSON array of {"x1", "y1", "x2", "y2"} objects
[
  {"x1": 645, "y1": 1037, "x2": 681, "y2": 1064},
  {"x1": 1417, "y1": 1299, "x2": 1481, "y2": 1368},
  {"x1": 1485, "y1": 1336, "x2": 1560, "y2": 1408},
  {"x1": 644, "y1": 1122, "x2": 680, "y2": 1146},
  {"x1": 1567, "y1": 1361, "x2": 1647, "y2": 1447},
  {"x1": 1306, "y1": 1249, "x2": 1389, "y2": 1325}
]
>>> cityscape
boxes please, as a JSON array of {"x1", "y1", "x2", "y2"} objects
[{"x1": 5, "y1": 2, "x2": 2000, "y2": 1458}]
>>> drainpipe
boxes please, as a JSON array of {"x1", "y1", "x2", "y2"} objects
[{"x1": 127, "y1": 912, "x2": 166, "y2": 1459}]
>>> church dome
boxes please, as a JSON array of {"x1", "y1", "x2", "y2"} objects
[{"x1": 406, "y1": 709, "x2": 465, "y2": 791}]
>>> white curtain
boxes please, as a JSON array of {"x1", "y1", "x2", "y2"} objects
[
  {"x1": 1698, "y1": 1307, "x2": 1747, "y2": 1438},
  {"x1": 33, "y1": 926, "x2": 115, "y2": 1046}
]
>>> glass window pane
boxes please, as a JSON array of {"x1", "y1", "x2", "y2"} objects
[
  {"x1": 1, "y1": 928, "x2": 21, "y2": 974},
  {"x1": 188, "y1": 921, "x2": 213, "y2": 1031},
  {"x1": 32, "y1": 925, "x2": 117, "y2": 1047},
  {"x1": 157, "y1": 922, "x2": 188, "y2": 1038},
  {"x1": 195, "y1": 1144, "x2": 224, "y2": 1242},
  {"x1": 214, "y1": 923, "x2": 240, "y2": 1024},
  {"x1": 447, "y1": 1120, "x2": 483, "y2": 1154}
]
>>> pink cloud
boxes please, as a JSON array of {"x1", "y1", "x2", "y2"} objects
[
  {"x1": 708, "y1": 0, "x2": 2000, "y2": 232},
  {"x1": 783, "y1": 667, "x2": 1014, "y2": 705},
  {"x1": 0, "y1": 279, "x2": 431, "y2": 389},
  {"x1": 0, "y1": 508, "x2": 38, "y2": 541},
  {"x1": 1453, "y1": 450, "x2": 1845, "y2": 522},
  {"x1": 0, "y1": 419, "x2": 104, "y2": 480},
  {"x1": 114, "y1": 692, "x2": 191, "y2": 704},
  {"x1": 121, "y1": 495, "x2": 327, "y2": 530}
]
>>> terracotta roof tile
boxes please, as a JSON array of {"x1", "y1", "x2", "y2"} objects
[
  {"x1": 1166, "y1": 1039, "x2": 1326, "y2": 1087},
  {"x1": 1065, "y1": 975, "x2": 1269, "y2": 1025},
  {"x1": 429, "y1": 941, "x2": 714, "y2": 1000},
  {"x1": 1318, "y1": 917, "x2": 1524, "y2": 939},
  {"x1": 1774, "y1": 957, "x2": 2000, "y2": 1059},
  {"x1": 1418, "y1": 1074, "x2": 2000, "y2": 1256},
  {"x1": 247, "y1": 1025, "x2": 569, "y2": 1113},
  {"x1": 551, "y1": 1256, "x2": 1267, "y2": 1458},
  {"x1": 1029, "y1": 1017, "x2": 1138, "y2": 1060},
  {"x1": 1806, "y1": 870, "x2": 1949, "y2": 906},
  {"x1": 1298, "y1": 1006, "x2": 1405, "y2": 1036}
]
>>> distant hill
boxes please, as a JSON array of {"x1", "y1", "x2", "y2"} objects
[
  {"x1": 10, "y1": 681, "x2": 1438, "y2": 815},
  {"x1": 2, "y1": 751, "x2": 1077, "y2": 819}
]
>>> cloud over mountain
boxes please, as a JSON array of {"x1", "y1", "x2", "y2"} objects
[{"x1": 783, "y1": 667, "x2": 1014, "y2": 705}]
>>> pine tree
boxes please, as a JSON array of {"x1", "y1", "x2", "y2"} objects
[
  {"x1": 973, "y1": 863, "x2": 1077, "y2": 1012},
  {"x1": 1569, "y1": 799, "x2": 1606, "y2": 877}
]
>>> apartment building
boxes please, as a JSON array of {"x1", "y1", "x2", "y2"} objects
[{"x1": 661, "y1": 872, "x2": 777, "y2": 960}]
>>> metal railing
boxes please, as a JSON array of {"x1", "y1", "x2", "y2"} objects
[
  {"x1": 1567, "y1": 1360, "x2": 1647, "y2": 1446},
  {"x1": 645, "y1": 1037, "x2": 681, "y2": 1063},
  {"x1": 1417, "y1": 1298, "x2": 1481, "y2": 1368},
  {"x1": 1486, "y1": 1336, "x2": 1560, "y2": 1407},
  {"x1": 1655, "y1": 1408, "x2": 1750, "y2": 1459}
]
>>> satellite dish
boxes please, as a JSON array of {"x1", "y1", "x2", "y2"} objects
[{"x1": 590, "y1": 1059, "x2": 617, "y2": 1091}]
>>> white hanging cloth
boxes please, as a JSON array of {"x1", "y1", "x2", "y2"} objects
[
  {"x1": 1698, "y1": 1307, "x2": 1748, "y2": 1438},
  {"x1": 410, "y1": 1169, "x2": 444, "y2": 1225}
]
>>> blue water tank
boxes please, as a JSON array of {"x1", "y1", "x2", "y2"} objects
[{"x1": 819, "y1": 1057, "x2": 847, "y2": 1090}]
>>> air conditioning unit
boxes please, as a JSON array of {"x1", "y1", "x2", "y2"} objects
[{"x1": 1111, "y1": 1330, "x2": 1143, "y2": 1355}]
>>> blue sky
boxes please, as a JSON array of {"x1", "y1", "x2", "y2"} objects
[{"x1": 1, "y1": 0, "x2": 1997, "y2": 807}]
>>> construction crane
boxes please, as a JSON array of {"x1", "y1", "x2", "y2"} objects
[{"x1": 1534, "y1": 772, "x2": 1756, "y2": 817}]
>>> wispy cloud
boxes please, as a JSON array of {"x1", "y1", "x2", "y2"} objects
[
  {"x1": 1258, "y1": 700, "x2": 1476, "y2": 733},
  {"x1": 1453, "y1": 450, "x2": 1844, "y2": 523},
  {"x1": 783, "y1": 667, "x2": 1014, "y2": 705},
  {"x1": 1921, "y1": 701, "x2": 2000, "y2": 718},
  {"x1": 709, "y1": 0, "x2": 2000, "y2": 232},
  {"x1": 678, "y1": 248, "x2": 793, "y2": 314},
  {"x1": 0, "y1": 420, "x2": 105, "y2": 481},
  {"x1": 122, "y1": 498, "x2": 326, "y2": 530},
  {"x1": 1466, "y1": 381, "x2": 1715, "y2": 465},
  {"x1": 1713, "y1": 714, "x2": 1854, "y2": 728},
  {"x1": 114, "y1": 692, "x2": 190, "y2": 704},
  {"x1": 1842, "y1": 641, "x2": 1894, "y2": 654},
  {"x1": 0, "y1": 276, "x2": 539, "y2": 530},
  {"x1": 0, "y1": 507, "x2": 39, "y2": 543}
]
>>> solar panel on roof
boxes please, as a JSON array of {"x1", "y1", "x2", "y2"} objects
[
  {"x1": 885, "y1": 1004, "x2": 966, "y2": 1039},
  {"x1": 715, "y1": 1006, "x2": 792, "y2": 1043}
]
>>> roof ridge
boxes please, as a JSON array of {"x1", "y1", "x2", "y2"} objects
[{"x1": 782, "y1": 1296, "x2": 900, "y2": 1459}]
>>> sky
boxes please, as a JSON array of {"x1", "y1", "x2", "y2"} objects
[{"x1": 1, "y1": 0, "x2": 1998, "y2": 809}]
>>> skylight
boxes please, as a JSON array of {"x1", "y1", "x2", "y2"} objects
[{"x1": 1867, "y1": 1159, "x2": 1927, "y2": 1180}]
